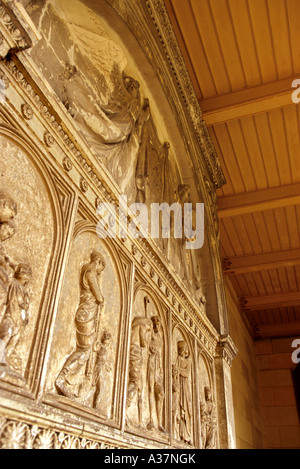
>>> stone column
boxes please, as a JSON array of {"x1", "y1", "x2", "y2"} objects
[{"x1": 215, "y1": 335, "x2": 238, "y2": 449}]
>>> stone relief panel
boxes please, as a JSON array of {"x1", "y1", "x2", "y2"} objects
[
  {"x1": 25, "y1": 0, "x2": 207, "y2": 305},
  {"x1": 0, "y1": 136, "x2": 54, "y2": 386},
  {"x1": 172, "y1": 326, "x2": 194, "y2": 446},
  {"x1": 198, "y1": 352, "x2": 217, "y2": 449},
  {"x1": 45, "y1": 228, "x2": 123, "y2": 420},
  {"x1": 126, "y1": 287, "x2": 168, "y2": 437}
]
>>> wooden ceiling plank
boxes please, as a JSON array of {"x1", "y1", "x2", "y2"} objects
[
  {"x1": 241, "y1": 213, "x2": 263, "y2": 254},
  {"x1": 219, "y1": 220, "x2": 236, "y2": 258},
  {"x1": 287, "y1": 0, "x2": 300, "y2": 74},
  {"x1": 268, "y1": 0, "x2": 294, "y2": 79},
  {"x1": 209, "y1": 127, "x2": 235, "y2": 196},
  {"x1": 169, "y1": 0, "x2": 216, "y2": 98},
  {"x1": 243, "y1": 272, "x2": 260, "y2": 297},
  {"x1": 226, "y1": 120, "x2": 257, "y2": 192},
  {"x1": 262, "y1": 211, "x2": 282, "y2": 254},
  {"x1": 232, "y1": 215, "x2": 255, "y2": 255},
  {"x1": 273, "y1": 207, "x2": 291, "y2": 252},
  {"x1": 213, "y1": 123, "x2": 246, "y2": 194},
  {"x1": 221, "y1": 217, "x2": 245, "y2": 257},
  {"x1": 239, "y1": 116, "x2": 268, "y2": 190},
  {"x1": 251, "y1": 212, "x2": 272, "y2": 252},
  {"x1": 268, "y1": 109, "x2": 293, "y2": 186},
  {"x1": 251, "y1": 271, "x2": 268, "y2": 296},
  {"x1": 247, "y1": 0, "x2": 278, "y2": 83},
  {"x1": 190, "y1": 0, "x2": 231, "y2": 95},
  {"x1": 283, "y1": 106, "x2": 300, "y2": 184},
  {"x1": 227, "y1": 0, "x2": 262, "y2": 87},
  {"x1": 286, "y1": 265, "x2": 298, "y2": 293},
  {"x1": 209, "y1": 0, "x2": 246, "y2": 91},
  {"x1": 285, "y1": 205, "x2": 300, "y2": 250},
  {"x1": 164, "y1": 0, "x2": 203, "y2": 100}
]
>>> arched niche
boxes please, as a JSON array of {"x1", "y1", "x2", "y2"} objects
[
  {"x1": 126, "y1": 285, "x2": 168, "y2": 435},
  {"x1": 46, "y1": 222, "x2": 126, "y2": 420},
  {"x1": 0, "y1": 125, "x2": 61, "y2": 385},
  {"x1": 171, "y1": 324, "x2": 195, "y2": 447}
]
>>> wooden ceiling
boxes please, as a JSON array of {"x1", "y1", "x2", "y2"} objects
[{"x1": 165, "y1": 0, "x2": 300, "y2": 339}]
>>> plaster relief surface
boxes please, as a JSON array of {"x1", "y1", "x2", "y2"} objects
[
  {"x1": 46, "y1": 231, "x2": 122, "y2": 419},
  {"x1": 0, "y1": 137, "x2": 54, "y2": 384}
]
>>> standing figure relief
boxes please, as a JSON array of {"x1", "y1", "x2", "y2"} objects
[
  {"x1": 126, "y1": 315, "x2": 153, "y2": 428},
  {"x1": 126, "y1": 296, "x2": 166, "y2": 433},
  {"x1": 172, "y1": 340, "x2": 193, "y2": 446},
  {"x1": 0, "y1": 193, "x2": 32, "y2": 374},
  {"x1": 147, "y1": 315, "x2": 165, "y2": 433},
  {"x1": 55, "y1": 250, "x2": 108, "y2": 406},
  {"x1": 200, "y1": 386, "x2": 217, "y2": 449}
]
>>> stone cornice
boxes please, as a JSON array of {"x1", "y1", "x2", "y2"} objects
[{"x1": 0, "y1": 0, "x2": 40, "y2": 59}]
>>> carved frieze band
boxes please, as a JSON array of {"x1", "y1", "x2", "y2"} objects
[
  {"x1": 0, "y1": 418, "x2": 125, "y2": 450},
  {"x1": 0, "y1": 1, "x2": 32, "y2": 58}
]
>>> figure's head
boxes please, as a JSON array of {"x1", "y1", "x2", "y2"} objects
[
  {"x1": 15, "y1": 263, "x2": 32, "y2": 286},
  {"x1": 0, "y1": 220, "x2": 16, "y2": 242},
  {"x1": 177, "y1": 340, "x2": 188, "y2": 357},
  {"x1": 177, "y1": 184, "x2": 191, "y2": 204},
  {"x1": 151, "y1": 315, "x2": 161, "y2": 333},
  {"x1": 0, "y1": 192, "x2": 17, "y2": 223},
  {"x1": 205, "y1": 387, "x2": 212, "y2": 401},
  {"x1": 101, "y1": 330, "x2": 111, "y2": 345},
  {"x1": 63, "y1": 63, "x2": 77, "y2": 80},
  {"x1": 91, "y1": 250, "x2": 106, "y2": 274},
  {"x1": 124, "y1": 76, "x2": 140, "y2": 98}
]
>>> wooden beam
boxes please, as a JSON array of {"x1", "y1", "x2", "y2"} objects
[
  {"x1": 200, "y1": 76, "x2": 299, "y2": 125},
  {"x1": 223, "y1": 248, "x2": 300, "y2": 276},
  {"x1": 252, "y1": 322, "x2": 300, "y2": 340},
  {"x1": 240, "y1": 292, "x2": 300, "y2": 312},
  {"x1": 218, "y1": 183, "x2": 300, "y2": 218}
]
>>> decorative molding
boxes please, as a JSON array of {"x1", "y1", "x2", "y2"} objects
[
  {"x1": 0, "y1": 418, "x2": 126, "y2": 450},
  {"x1": 0, "y1": 1, "x2": 32, "y2": 59}
]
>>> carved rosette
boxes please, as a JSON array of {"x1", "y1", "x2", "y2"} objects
[{"x1": 21, "y1": 103, "x2": 33, "y2": 120}]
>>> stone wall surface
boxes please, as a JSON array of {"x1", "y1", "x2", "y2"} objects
[{"x1": 0, "y1": 0, "x2": 237, "y2": 449}]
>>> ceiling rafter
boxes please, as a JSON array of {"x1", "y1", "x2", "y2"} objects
[
  {"x1": 218, "y1": 183, "x2": 300, "y2": 218},
  {"x1": 223, "y1": 248, "x2": 300, "y2": 276}
]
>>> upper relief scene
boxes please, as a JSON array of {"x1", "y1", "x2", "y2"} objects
[
  {"x1": 24, "y1": 0, "x2": 207, "y2": 305},
  {"x1": 25, "y1": 0, "x2": 181, "y2": 205}
]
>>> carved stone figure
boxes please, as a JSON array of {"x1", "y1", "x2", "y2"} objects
[
  {"x1": 0, "y1": 263, "x2": 32, "y2": 371},
  {"x1": 200, "y1": 386, "x2": 217, "y2": 449},
  {"x1": 173, "y1": 340, "x2": 193, "y2": 445},
  {"x1": 177, "y1": 184, "x2": 205, "y2": 302},
  {"x1": 93, "y1": 330, "x2": 112, "y2": 413},
  {"x1": 55, "y1": 250, "x2": 106, "y2": 400},
  {"x1": 0, "y1": 192, "x2": 17, "y2": 223},
  {"x1": 147, "y1": 315, "x2": 165, "y2": 432},
  {"x1": 0, "y1": 193, "x2": 18, "y2": 328},
  {"x1": 172, "y1": 364, "x2": 180, "y2": 440},
  {"x1": 126, "y1": 316, "x2": 153, "y2": 427},
  {"x1": 0, "y1": 220, "x2": 16, "y2": 323}
]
